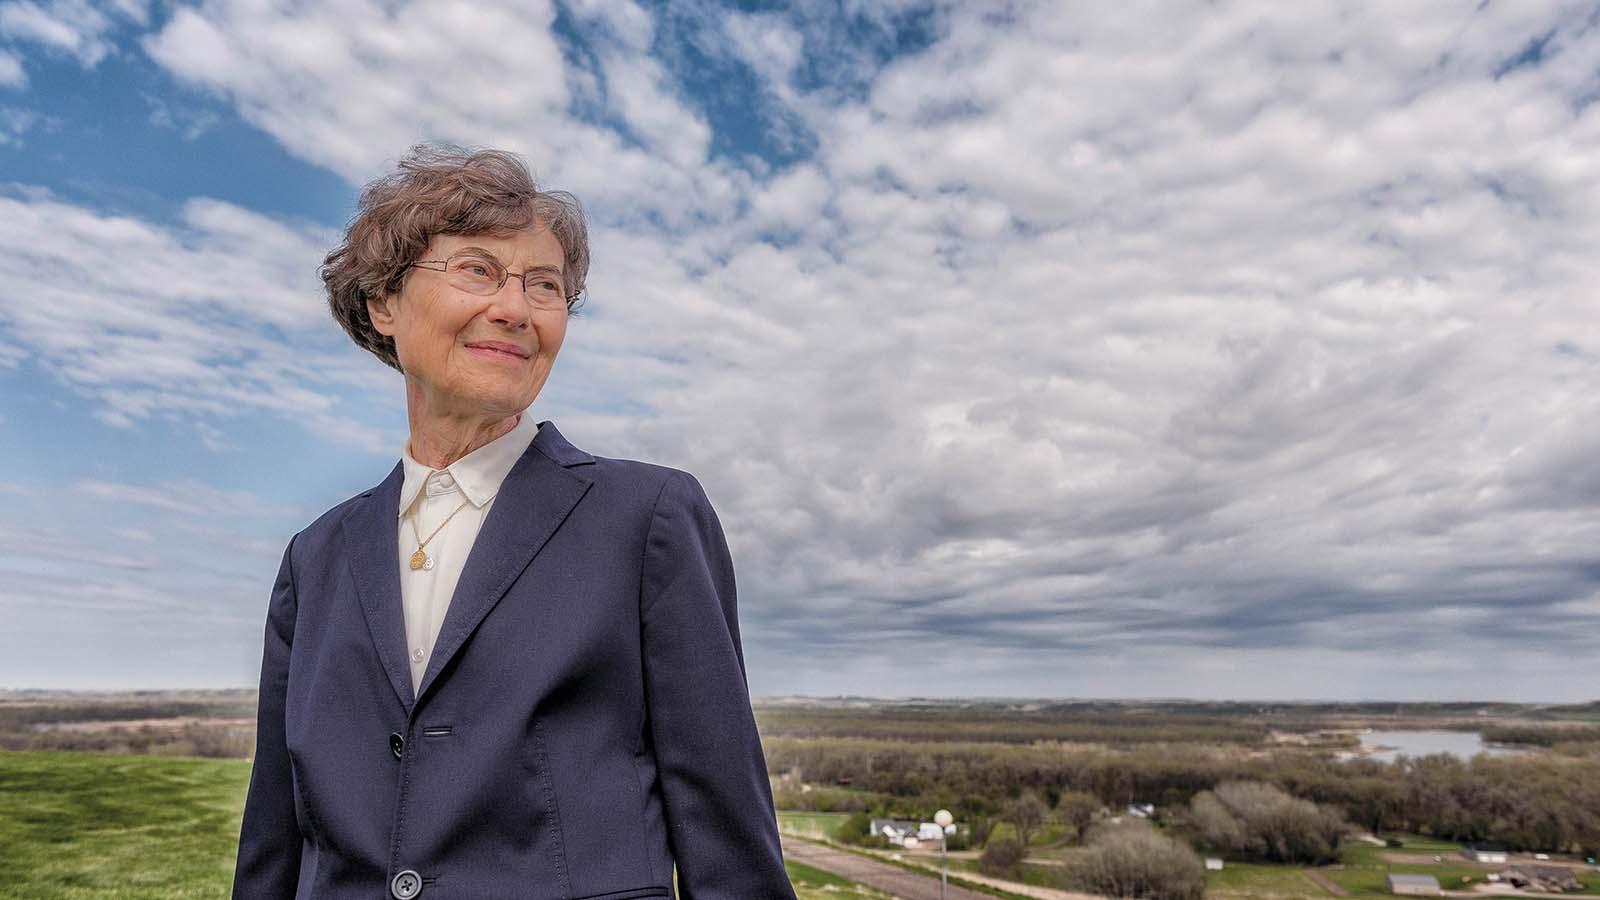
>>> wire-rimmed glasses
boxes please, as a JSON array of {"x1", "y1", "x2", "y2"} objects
[{"x1": 406, "y1": 249, "x2": 575, "y2": 310}]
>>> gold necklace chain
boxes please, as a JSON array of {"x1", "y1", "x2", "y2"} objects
[{"x1": 408, "y1": 496, "x2": 473, "y2": 571}]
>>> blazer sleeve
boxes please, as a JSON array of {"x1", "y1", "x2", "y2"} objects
[
  {"x1": 232, "y1": 533, "x2": 303, "y2": 899},
  {"x1": 639, "y1": 470, "x2": 796, "y2": 899}
]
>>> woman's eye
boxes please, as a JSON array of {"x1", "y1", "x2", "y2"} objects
[{"x1": 466, "y1": 264, "x2": 491, "y2": 277}]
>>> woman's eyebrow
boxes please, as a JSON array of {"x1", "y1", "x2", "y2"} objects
[{"x1": 454, "y1": 246, "x2": 563, "y2": 275}]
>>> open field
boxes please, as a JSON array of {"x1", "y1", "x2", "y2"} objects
[
  {"x1": 778, "y1": 810, "x2": 855, "y2": 840},
  {"x1": 1198, "y1": 836, "x2": 1600, "y2": 899}
]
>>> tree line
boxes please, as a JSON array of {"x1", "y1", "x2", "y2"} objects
[{"x1": 767, "y1": 735, "x2": 1600, "y2": 854}]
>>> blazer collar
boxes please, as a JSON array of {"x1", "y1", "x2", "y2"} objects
[{"x1": 342, "y1": 419, "x2": 595, "y2": 716}]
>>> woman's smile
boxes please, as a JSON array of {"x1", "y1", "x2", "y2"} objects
[{"x1": 465, "y1": 344, "x2": 528, "y2": 364}]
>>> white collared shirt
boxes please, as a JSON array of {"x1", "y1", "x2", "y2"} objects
[{"x1": 396, "y1": 411, "x2": 540, "y2": 695}]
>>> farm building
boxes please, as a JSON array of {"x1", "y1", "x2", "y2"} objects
[
  {"x1": 1386, "y1": 873, "x2": 1442, "y2": 895},
  {"x1": 868, "y1": 817, "x2": 959, "y2": 848},
  {"x1": 1460, "y1": 842, "x2": 1508, "y2": 864},
  {"x1": 870, "y1": 818, "x2": 919, "y2": 846},
  {"x1": 1204, "y1": 858, "x2": 1224, "y2": 871}
]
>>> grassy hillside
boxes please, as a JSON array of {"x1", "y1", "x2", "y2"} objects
[{"x1": 0, "y1": 749, "x2": 861, "y2": 899}]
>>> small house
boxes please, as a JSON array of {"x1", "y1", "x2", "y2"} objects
[
  {"x1": 869, "y1": 818, "x2": 919, "y2": 846},
  {"x1": 1204, "y1": 858, "x2": 1224, "y2": 871},
  {"x1": 870, "y1": 818, "x2": 957, "y2": 849}
]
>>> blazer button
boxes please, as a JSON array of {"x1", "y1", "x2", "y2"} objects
[
  {"x1": 390, "y1": 868, "x2": 422, "y2": 899},
  {"x1": 389, "y1": 731, "x2": 404, "y2": 760}
]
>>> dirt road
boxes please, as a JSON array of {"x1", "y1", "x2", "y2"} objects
[
  {"x1": 781, "y1": 836, "x2": 997, "y2": 900},
  {"x1": 780, "y1": 835, "x2": 1101, "y2": 900},
  {"x1": 1300, "y1": 868, "x2": 1349, "y2": 896}
]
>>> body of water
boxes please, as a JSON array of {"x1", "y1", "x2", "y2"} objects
[{"x1": 1361, "y1": 729, "x2": 1528, "y2": 763}]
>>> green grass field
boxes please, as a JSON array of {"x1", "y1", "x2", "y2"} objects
[
  {"x1": 0, "y1": 748, "x2": 246, "y2": 898},
  {"x1": 1203, "y1": 834, "x2": 1600, "y2": 899},
  {"x1": 776, "y1": 810, "x2": 853, "y2": 839},
  {"x1": 0, "y1": 749, "x2": 866, "y2": 899}
]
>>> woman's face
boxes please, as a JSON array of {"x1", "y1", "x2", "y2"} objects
[{"x1": 368, "y1": 225, "x2": 568, "y2": 421}]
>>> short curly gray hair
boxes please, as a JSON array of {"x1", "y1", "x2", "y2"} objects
[{"x1": 321, "y1": 142, "x2": 590, "y2": 372}]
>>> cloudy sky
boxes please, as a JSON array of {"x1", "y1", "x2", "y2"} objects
[{"x1": 2, "y1": 0, "x2": 1598, "y2": 702}]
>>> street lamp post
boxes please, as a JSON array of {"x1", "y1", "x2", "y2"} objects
[{"x1": 934, "y1": 808, "x2": 954, "y2": 900}]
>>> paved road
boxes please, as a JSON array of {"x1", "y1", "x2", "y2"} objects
[{"x1": 780, "y1": 835, "x2": 998, "y2": 900}]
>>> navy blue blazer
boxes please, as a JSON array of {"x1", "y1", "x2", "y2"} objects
[{"x1": 232, "y1": 420, "x2": 796, "y2": 900}]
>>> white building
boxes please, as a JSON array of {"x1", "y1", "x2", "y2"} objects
[
  {"x1": 1387, "y1": 873, "x2": 1442, "y2": 895},
  {"x1": 1459, "y1": 843, "x2": 1508, "y2": 864},
  {"x1": 870, "y1": 817, "x2": 959, "y2": 849}
]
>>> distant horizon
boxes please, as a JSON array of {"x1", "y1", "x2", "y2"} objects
[{"x1": 4, "y1": 685, "x2": 1594, "y2": 708}]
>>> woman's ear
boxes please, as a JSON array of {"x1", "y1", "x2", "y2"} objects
[{"x1": 367, "y1": 291, "x2": 398, "y2": 337}]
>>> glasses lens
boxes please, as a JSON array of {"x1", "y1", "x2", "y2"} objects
[
  {"x1": 445, "y1": 254, "x2": 504, "y2": 294},
  {"x1": 522, "y1": 274, "x2": 567, "y2": 309}
]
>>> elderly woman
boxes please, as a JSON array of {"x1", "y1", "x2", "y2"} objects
[{"x1": 231, "y1": 144, "x2": 795, "y2": 900}]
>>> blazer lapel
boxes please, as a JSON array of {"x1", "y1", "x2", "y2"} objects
[
  {"x1": 344, "y1": 459, "x2": 414, "y2": 714},
  {"x1": 343, "y1": 419, "x2": 595, "y2": 717}
]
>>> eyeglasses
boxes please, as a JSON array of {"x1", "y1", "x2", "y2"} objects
[{"x1": 406, "y1": 249, "x2": 574, "y2": 310}]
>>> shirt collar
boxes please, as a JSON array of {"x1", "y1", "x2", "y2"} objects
[{"x1": 398, "y1": 412, "x2": 541, "y2": 518}]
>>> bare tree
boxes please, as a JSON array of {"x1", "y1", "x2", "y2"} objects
[
  {"x1": 1059, "y1": 819, "x2": 1206, "y2": 900},
  {"x1": 1008, "y1": 789, "x2": 1050, "y2": 848},
  {"x1": 1185, "y1": 780, "x2": 1348, "y2": 864},
  {"x1": 1056, "y1": 790, "x2": 1100, "y2": 843}
]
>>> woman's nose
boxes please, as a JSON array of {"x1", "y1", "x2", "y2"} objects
[{"x1": 486, "y1": 279, "x2": 533, "y2": 329}]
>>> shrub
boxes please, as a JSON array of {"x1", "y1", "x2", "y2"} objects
[
  {"x1": 1184, "y1": 780, "x2": 1348, "y2": 864},
  {"x1": 978, "y1": 838, "x2": 1025, "y2": 878},
  {"x1": 969, "y1": 815, "x2": 994, "y2": 847},
  {"x1": 835, "y1": 811, "x2": 873, "y2": 845},
  {"x1": 1058, "y1": 820, "x2": 1205, "y2": 900}
]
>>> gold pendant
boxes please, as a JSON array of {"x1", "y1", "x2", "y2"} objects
[{"x1": 409, "y1": 548, "x2": 428, "y2": 571}]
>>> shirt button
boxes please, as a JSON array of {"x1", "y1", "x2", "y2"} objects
[
  {"x1": 389, "y1": 732, "x2": 404, "y2": 760},
  {"x1": 412, "y1": 648, "x2": 425, "y2": 663},
  {"x1": 391, "y1": 868, "x2": 423, "y2": 899}
]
